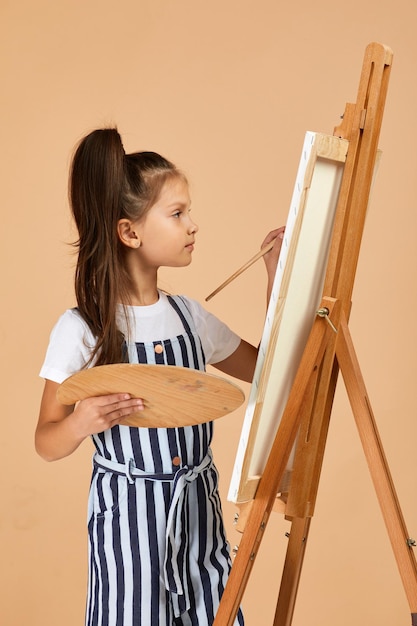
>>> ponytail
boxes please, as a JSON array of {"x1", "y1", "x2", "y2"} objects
[{"x1": 69, "y1": 127, "x2": 181, "y2": 366}]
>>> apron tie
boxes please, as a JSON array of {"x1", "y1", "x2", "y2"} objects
[{"x1": 92, "y1": 450, "x2": 213, "y2": 617}]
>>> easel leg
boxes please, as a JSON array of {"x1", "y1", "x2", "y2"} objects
[
  {"x1": 273, "y1": 517, "x2": 311, "y2": 626},
  {"x1": 336, "y1": 312, "x2": 417, "y2": 616},
  {"x1": 213, "y1": 299, "x2": 340, "y2": 626}
]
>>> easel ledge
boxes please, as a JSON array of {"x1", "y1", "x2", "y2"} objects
[{"x1": 213, "y1": 42, "x2": 417, "y2": 626}]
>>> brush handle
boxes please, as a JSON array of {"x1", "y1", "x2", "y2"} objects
[{"x1": 205, "y1": 240, "x2": 275, "y2": 301}]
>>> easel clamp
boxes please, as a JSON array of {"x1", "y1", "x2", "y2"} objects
[{"x1": 317, "y1": 307, "x2": 338, "y2": 333}]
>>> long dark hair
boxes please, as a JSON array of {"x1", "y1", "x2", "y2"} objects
[{"x1": 69, "y1": 127, "x2": 182, "y2": 366}]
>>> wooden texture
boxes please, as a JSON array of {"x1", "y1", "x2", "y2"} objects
[
  {"x1": 273, "y1": 517, "x2": 311, "y2": 626},
  {"x1": 286, "y1": 42, "x2": 393, "y2": 521},
  {"x1": 57, "y1": 363, "x2": 245, "y2": 428},
  {"x1": 214, "y1": 297, "x2": 341, "y2": 624},
  {"x1": 213, "y1": 42, "x2": 417, "y2": 626}
]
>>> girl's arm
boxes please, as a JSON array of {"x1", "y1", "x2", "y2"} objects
[
  {"x1": 211, "y1": 339, "x2": 258, "y2": 383},
  {"x1": 212, "y1": 227, "x2": 285, "y2": 383},
  {"x1": 35, "y1": 379, "x2": 144, "y2": 462}
]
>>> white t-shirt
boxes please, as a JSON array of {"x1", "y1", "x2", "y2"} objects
[{"x1": 39, "y1": 291, "x2": 241, "y2": 384}]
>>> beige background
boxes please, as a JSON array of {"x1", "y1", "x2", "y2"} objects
[{"x1": 1, "y1": 1, "x2": 416, "y2": 625}]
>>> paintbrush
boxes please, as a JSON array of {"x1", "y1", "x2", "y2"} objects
[{"x1": 205, "y1": 240, "x2": 275, "y2": 301}]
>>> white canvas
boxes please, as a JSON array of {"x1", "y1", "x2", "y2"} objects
[{"x1": 228, "y1": 131, "x2": 348, "y2": 504}]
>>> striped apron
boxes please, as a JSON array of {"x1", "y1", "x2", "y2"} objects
[{"x1": 85, "y1": 295, "x2": 244, "y2": 626}]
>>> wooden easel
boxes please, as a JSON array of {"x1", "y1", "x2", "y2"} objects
[{"x1": 213, "y1": 42, "x2": 417, "y2": 626}]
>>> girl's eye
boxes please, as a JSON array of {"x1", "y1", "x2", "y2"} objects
[{"x1": 173, "y1": 211, "x2": 181, "y2": 218}]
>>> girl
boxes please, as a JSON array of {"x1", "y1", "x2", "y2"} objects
[{"x1": 35, "y1": 127, "x2": 283, "y2": 626}]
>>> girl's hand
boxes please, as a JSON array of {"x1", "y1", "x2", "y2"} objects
[
  {"x1": 35, "y1": 380, "x2": 144, "y2": 461},
  {"x1": 71, "y1": 393, "x2": 144, "y2": 439},
  {"x1": 261, "y1": 226, "x2": 285, "y2": 301}
]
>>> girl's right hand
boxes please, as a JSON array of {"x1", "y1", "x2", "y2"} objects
[
  {"x1": 71, "y1": 393, "x2": 144, "y2": 439},
  {"x1": 35, "y1": 380, "x2": 144, "y2": 461}
]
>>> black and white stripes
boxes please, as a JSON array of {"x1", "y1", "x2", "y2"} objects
[{"x1": 85, "y1": 296, "x2": 243, "y2": 626}]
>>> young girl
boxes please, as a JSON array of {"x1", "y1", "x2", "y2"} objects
[{"x1": 36, "y1": 127, "x2": 284, "y2": 626}]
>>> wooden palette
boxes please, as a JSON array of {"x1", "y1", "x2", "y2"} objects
[{"x1": 57, "y1": 363, "x2": 245, "y2": 428}]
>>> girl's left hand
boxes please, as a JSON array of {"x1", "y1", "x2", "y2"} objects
[{"x1": 261, "y1": 226, "x2": 285, "y2": 279}]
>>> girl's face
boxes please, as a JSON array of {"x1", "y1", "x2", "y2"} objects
[{"x1": 133, "y1": 177, "x2": 199, "y2": 269}]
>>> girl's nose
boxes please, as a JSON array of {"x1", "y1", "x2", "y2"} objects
[{"x1": 189, "y1": 218, "x2": 199, "y2": 234}]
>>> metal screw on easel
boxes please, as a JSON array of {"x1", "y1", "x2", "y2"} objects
[
  {"x1": 317, "y1": 307, "x2": 338, "y2": 333},
  {"x1": 407, "y1": 538, "x2": 416, "y2": 548},
  {"x1": 285, "y1": 532, "x2": 306, "y2": 542}
]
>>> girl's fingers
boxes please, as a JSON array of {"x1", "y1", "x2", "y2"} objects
[
  {"x1": 261, "y1": 226, "x2": 285, "y2": 250},
  {"x1": 106, "y1": 398, "x2": 145, "y2": 427},
  {"x1": 79, "y1": 395, "x2": 144, "y2": 421},
  {"x1": 74, "y1": 394, "x2": 145, "y2": 434},
  {"x1": 107, "y1": 396, "x2": 144, "y2": 416},
  {"x1": 94, "y1": 393, "x2": 137, "y2": 406}
]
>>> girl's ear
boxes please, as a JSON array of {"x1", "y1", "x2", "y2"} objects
[{"x1": 117, "y1": 219, "x2": 141, "y2": 248}]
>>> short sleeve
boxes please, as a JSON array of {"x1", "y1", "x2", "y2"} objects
[
  {"x1": 39, "y1": 309, "x2": 96, "y2": 384},
  {"x1": 181, "y1": 297, "x2": 241, "y2": 364}
]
